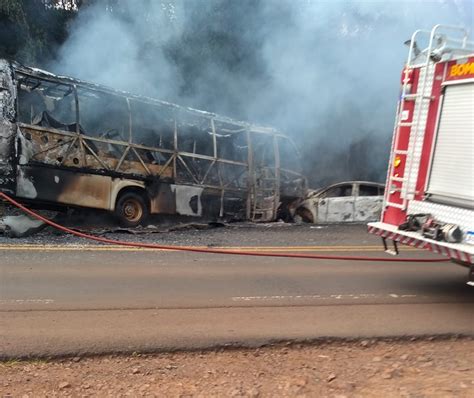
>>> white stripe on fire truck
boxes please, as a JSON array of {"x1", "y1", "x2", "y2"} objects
[{"x1": 372, "y1": 229, "x2": 473, "y2": 262}]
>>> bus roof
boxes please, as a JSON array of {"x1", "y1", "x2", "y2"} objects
[{"x1": 10, "y1": 59, "x2": 287, "y2": 137}]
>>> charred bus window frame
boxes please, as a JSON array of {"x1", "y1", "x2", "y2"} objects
[
  {"x1": 76, "y1": 87, "x2": 131, "y2": 139},
  {"x1": 15, "y1": 71, "x2": 82, "y2": 168},
  {"x1": 16, "y1": 72, "x2": 77, "y2": 129}
]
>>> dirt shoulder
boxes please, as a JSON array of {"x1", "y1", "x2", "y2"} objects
[{"x1": 2, "y1": 338, "x2": 473, "y2": 398}]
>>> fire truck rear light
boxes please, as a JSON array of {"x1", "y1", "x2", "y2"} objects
[
  {"x1": 394, "y1": 156, "x2": 402, "y2": 168},
  {"x1": 441, "y1": 224, "x2": 462, "y2": 243}
]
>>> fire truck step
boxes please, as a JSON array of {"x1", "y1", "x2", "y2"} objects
[
  {"x1": 382, "y1": 237, "x2": 399, "y2": 256},
  {"x1": 390, "y1": 176, "x2": 406, "y2": 182},
  {"x1": 386, "y1": 201, "x2": 405, "y2": 209},
  {"x1": 402, "y1": 94, "x2": 433, "y2": 101}
]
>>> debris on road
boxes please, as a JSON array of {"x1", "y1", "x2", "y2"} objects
[
  {"x1": 1, "y1": 338, "x2": 473, "y2": 397},
  {"x1": 80, "y1": 221, "x2": 226, "y2": 236},
  {"x1": 0, "y1": 199, "x2": 227, "y2": 238},
  {"x1": 0, "y1": 214, "x2": 46, "y2": 238}
]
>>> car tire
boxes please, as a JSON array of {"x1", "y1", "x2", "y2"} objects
[
  {"x1": 115, "y1": 191, "x2": 149, "y2": 227},
  {"x1": 296, "y1": 206, "x2": 314, "y2": 223}
]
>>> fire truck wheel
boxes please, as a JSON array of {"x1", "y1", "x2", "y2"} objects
[{"x1": 115, "y1": 192, "x2": 149, "y2": 227}]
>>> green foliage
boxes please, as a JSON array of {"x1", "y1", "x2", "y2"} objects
[
  {"x1": 0, "y1": 0, "x2": 33, "y2": 62},
  {"x1": 0, "y1": 0, "x2": 76, "y2": 64}
]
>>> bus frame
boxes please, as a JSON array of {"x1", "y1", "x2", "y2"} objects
[{"x1": 0, "y1": 59, "x2": 306, "y2": 226}]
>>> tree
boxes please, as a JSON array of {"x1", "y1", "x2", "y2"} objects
[
  {"x1": 0, "y1": 0, "x2": 77, "y2": 64},
  {"x1": 0, "y1": 0, "x2": 34, "y2": 62}
]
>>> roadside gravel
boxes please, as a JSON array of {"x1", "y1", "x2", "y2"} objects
[
  {"x1": 0, "y1": 213, "x2": 380, "y2": 248},
  {"x1": 2, "y1": 338, "x2": 473, "y2": 397}
]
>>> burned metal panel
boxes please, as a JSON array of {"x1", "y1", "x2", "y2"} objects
[
  {"x1": 354, "y1": 196, "x2": 383, "y2": 222},
  {"x1": 17, "y1": 165, "x2": 112, "y2": 210},
  {"x1": 171, "y1": 184, "x2": 203, "y2": 217},
  {"x1": 0, "y1": 60, "x2": 16, "y2": 121},
  {"x1": 317, "y1": 196, "x2": 355, "y2": 223},
  {"x1": 0, "y1": 122, "x2": 17, "y2": 193},
  {"x1": 149, "y1": 182, "x2": 245, "y2": 219},
  {"x1": 148, "y1": 182, "x2": 176, "y2": 215},
  {"x1": 20, "y1": 126, "x2": 174, "y2": 178},
  {"x1": 0, "y1": 60, "x2": 17, "y2": 194}
]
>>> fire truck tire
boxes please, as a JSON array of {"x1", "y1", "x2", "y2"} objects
[{"x1": 115, "y1": 191, "x2": 149, "y2": 227}]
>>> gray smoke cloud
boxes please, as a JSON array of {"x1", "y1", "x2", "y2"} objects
[{"x1": 50, "y1": 0, "x2": 472, "y2": 186}]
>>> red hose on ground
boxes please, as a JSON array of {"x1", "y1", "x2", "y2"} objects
[{"x1": 0, "y1": 191, "x2": 448, "y2": 262}]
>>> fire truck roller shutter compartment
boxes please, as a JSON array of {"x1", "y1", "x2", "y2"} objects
[{"x1": 426, "y1": 82, "x2": 473, "y2": 209}]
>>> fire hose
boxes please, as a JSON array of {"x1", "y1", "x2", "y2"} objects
[{"x1": 0, "y1": 191, "x2": 448, "y2": 263}]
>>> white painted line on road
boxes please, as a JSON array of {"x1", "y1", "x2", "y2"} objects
[
  {"x1": 231, "y1": 293, "x2": 419, "y2": 302},
  {"x1": 0, "y1": 244, "x2": 420, "y2": 253},
  {"x1": 0, "y1": 299, "x2": 55, "y2": 305}
]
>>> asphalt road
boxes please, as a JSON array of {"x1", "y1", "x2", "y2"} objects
[{"x1": 1, "y1": 224, "x2": 473, "y2": 358}]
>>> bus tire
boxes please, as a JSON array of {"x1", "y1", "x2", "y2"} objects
[{"x1": 115, "y1": 191, "x2": 149, "y2": 227}]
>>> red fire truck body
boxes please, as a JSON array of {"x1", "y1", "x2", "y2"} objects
[{"x1": 368, "y1": 25, "x2": 474, "y2": 266}]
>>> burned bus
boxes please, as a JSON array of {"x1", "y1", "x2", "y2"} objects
[{"x1": 0, "y1": 60, "x2": 306, "y2": 226}]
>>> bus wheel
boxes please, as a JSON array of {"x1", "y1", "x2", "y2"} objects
[{"x1": 115, "y1": 192, "x2": 148, "y2": 227}]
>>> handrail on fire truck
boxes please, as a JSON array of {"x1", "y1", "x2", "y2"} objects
[
  {"x1": 406, "y1": 25, "x2": 472, "y2": 67},
  {"x1": 385, "y1": 25, "x2": 473, "y2": 213}
]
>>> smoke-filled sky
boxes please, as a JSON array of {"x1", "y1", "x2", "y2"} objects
[{"x1": 50, "y1": 0, "x2": 472, "y2": 185}]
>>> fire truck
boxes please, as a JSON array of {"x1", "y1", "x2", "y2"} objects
[{"x1": 368, "y1": 25, "x2": 474, "y2": 279}]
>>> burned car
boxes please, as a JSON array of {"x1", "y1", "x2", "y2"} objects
[
  {"x1": 295, "y1": 181, "x2": 384, "y2": 223},
  {"x1": 0, "y1": 59, "x2": 306, "y2": 226}
]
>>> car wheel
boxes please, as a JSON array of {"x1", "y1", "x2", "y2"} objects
[
  {"x1": 296, "y1": 206, "x2": 314, "y2": 223},
  {"x1": 115, "y1": 192, "x2": 148, "y2": 227}
]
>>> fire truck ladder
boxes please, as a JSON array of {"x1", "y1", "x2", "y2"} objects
[{"x1": 385, "y1": 25, "x2": 471, "y2": 212}]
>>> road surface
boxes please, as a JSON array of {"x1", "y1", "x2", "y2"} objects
[{"x1": 1, "y1": 224, "x2": 473, "y2": 358}]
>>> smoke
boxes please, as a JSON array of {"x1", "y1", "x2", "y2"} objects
[{"x1": 50, "y1": 0, "x2": 472, "y2": 186}]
